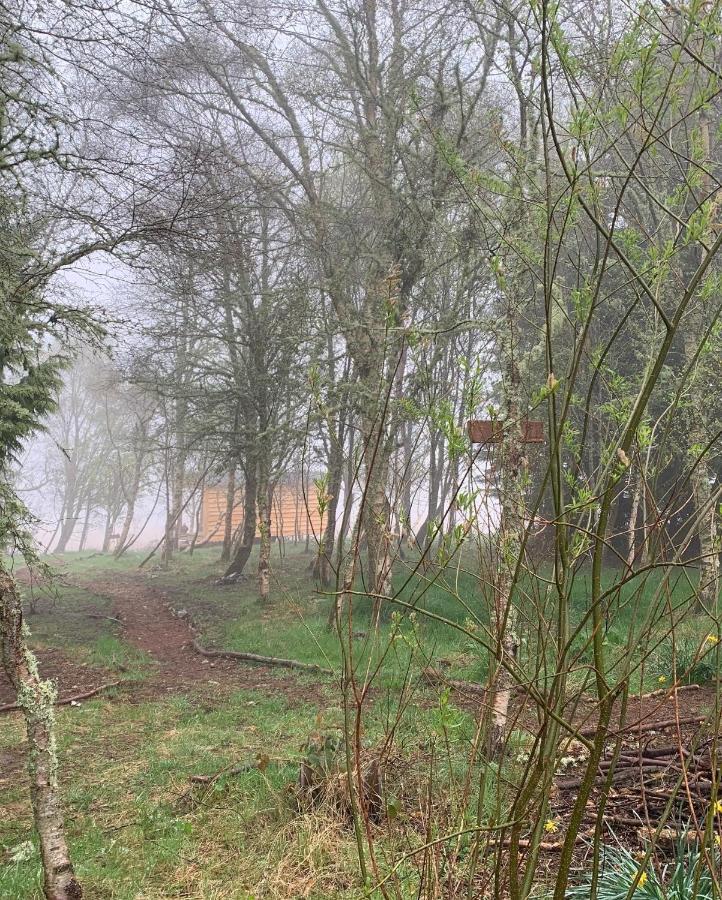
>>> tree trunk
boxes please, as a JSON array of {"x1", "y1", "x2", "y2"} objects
[
  {"x1": 54, "y1": 459, "x2": 79, "y2": 554},
  {"x1": 626, "y1": 462, "x2": 642, "y2": 568},
  {"x1": 53, "y1": 516, "x2": 77, "y2": 554},
  {"x1": 78, "y1": 504, "x2": 92, "y2": 552},
  {"x1": 220, "y1": 464, "x2": 237, "y2": 563},
  {"x1": 257, "y1": 464, "x2": 272, "y2": 601},
  {"x1": 682, "y1": 105, "x2": 719, "y2": 614},
  {"x1": 488, "y1": 303, "x2": 525, "y2": 756},
  {"x1": 224, "y1": 464, "x2": 258, "y2": 579},
  {"x1": 114, "y1": 459, "x2": 143, "y2": 558},
  {"x1": 327, "y1": 506, "x2": 363, "y2": 629},
  {"x1": 416, "y1": 432, "x2": 441, "y2": 550},
  {"x1": 361, "y1": 412, "x2": 393, "y2": 624},
  {"x1": 313, "y1": 438, "x2": 344, "y2": 585},
  {"x1": 398, "y1": 421, "x2": 413, "y2": 560},
  {"x1": 101, "y1": 508, "x2": 114, "y2": 553},
  {"x1": 188, "y1": 492, "x2": 203, "y2": 556},
  {"x1": 0, "y1": 571, "x2": 82, "y2": 900},
  {"x1": 163, "y1": 446, "x2": 186, "y2": 565},
  {"x1": 687, "y1": 417, "x2": 720, "y2": 612},
  {"x1": 113, "y1": 499, "x2": 135, "y2": 559}
]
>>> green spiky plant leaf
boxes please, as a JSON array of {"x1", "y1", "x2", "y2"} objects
[{"x1": 566, "y1": 840, "x2": 718, "y2": 899}]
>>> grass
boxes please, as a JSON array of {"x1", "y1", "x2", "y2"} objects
[
  {"x1": 16, "y1": 577, "x2": 155, "y2": 681},
  {"x1": 0, "y1": 665, "x2": 477, "y2": 898},
  {"x1": 2, "y1": 546, "x2": 485, "y2": 898},
  {"x1": 0, "y1": 688, "x2": 349, "y2": 899},
  {"x1": 1, "y1": 544, "x2": 721, "y2": 897}
]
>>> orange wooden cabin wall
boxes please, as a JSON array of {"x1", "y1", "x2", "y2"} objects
[{"x1": 199, "y1": 484, "x2": 323, "y2": 543}]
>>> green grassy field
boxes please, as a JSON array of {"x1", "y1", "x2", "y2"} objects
[{"x1": 1, "y1": 545, "x2": 719, "y2": 898}]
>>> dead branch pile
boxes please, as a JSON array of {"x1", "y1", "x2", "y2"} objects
[{"x1": 556, "y1": 724, "x2": 719, "y2": 834}]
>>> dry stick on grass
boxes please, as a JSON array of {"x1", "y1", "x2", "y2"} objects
[
  {"x1": 189, "y1": 761, "x2": 258, "y2": 784},
  {"x1": 420, "y1": 667, "x2": 487, "y2": 696},
  {"x1": 85, "y1": 613, "x2": 124, "y2": 626},
  {"x1": 0, "y1": 681, "x2": 122, "y2": 715},
  {"x1": 191, "y1": 639, "x2": 333, "y2": 675}
]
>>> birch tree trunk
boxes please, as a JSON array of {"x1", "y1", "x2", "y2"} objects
[
  {"x1": 488, "y1": 302, "x2": 525, "y2": 755},
  {"x1": 626, "y1": 462, "x2": 643, "y2": 568},
  {"x1": 335, "y1": 428, "x2": 356, "y2": 568},
  {"x1": 682, "y1": 106, "x2": 719, "y2": 613},
  {"x1": 0, "y1": 571, "x2": 82, "y2": 900}
]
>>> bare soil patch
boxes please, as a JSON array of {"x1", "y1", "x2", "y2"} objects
[
  {"x1": 70, "y1": 573, "x2": 329, "y2": 706},
  {"x1": 0, "y1": 647, "x2": 112, "y2": 708},
  {"x1": 1, "y1": 570, "x2": 329, "y2": 714}
]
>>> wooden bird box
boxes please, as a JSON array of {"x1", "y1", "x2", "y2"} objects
[{"x1": 467, "y1": 419, "x2": 544, "y2": 444}]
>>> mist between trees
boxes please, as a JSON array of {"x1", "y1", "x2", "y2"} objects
[{"x1": 1, "y1": 0, "x2": 721, "y2": 897}]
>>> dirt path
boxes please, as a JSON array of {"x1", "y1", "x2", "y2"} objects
[
  {"x1": 79, "y1": 573, "x2": 329, "y2": 705},
  {"x1": 0, "y1": 571, "x2": 327, "y2": 709}
]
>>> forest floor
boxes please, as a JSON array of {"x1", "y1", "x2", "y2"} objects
[
  {"x1": 1, "y1": 546, "x2": 466, "y2": 900},
  {"x1": 1, "y1": 547, "x2": 720, "y2": 898}
]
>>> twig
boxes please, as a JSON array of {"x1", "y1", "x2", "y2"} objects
[
  {"x1": 0, "y1": 680, "x2": 122, "y2": 714},
  {"x1": 189, "y1": 762, "x2": 257, "y2": 784},
  {"x1": 86, "y1": 613, "x2": 124, "y2": 625},
  {"x1": 579, "y1": 715, "x2": 706, "y2": 738},
  {"x1": 420, "y1": 667, "x2": 487, "y2": 696},
  {"x1": 487, "y1": 831, "x2": 592, "y2": 851}
]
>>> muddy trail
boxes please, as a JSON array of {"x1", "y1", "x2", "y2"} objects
[{"x1": 0, "y1": 571, "x2": 328, "y2": 709}]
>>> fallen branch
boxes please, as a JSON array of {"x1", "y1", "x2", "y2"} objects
[
  {"x1": 579, "y1": 715, "x2": 706, "y2": 739},
  {"x1": 488, "y1": 830, "x2": 592, "y2": 851},
  {"x1": 634, "y1": 745, "x2": 690, "y2": 760},
  {"x1": 624, "y1": 715, "x2": 707, "y2": 733},
  {"x1": 86, "y1": 613, "x2": 124, "y2": 626},
  {"x1": 0, "y1": 680, "x2": 121, "y2": 714},
  {"x1": 421, "y1": 667, "x2": 487, "y2": 696},
  {"x1": 557, "y1": 764, "x2": 672, "y2": 792},
  {"x1": 191, "y1": 640, "x2": 333, "y2": 676},
  {"x1": 189, "y1": 762, "x2": 257, "y2": 784},
  {"x1": 638, "y1": 683, "x2": 701, "y2": 700}
]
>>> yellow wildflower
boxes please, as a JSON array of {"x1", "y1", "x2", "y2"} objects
[
  {"x1": 714, "y1": 799, "x2": 722, "y2": 815},
  {"x1": 657, "y1": 675, "x2": 667, "y2": 684},
  {"x1": 636, "y1": 871, "x2": 648, "y2": 889},
  {"x1": 544, "y1": 819, "x2": 559, "y2": 834},
  {"x1": 705, "y1": 634, "x2": 719, "y2": 645}
]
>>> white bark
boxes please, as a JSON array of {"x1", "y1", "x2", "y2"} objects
[{"x1": 0, "y1": 571, "x2": 82, "y2": 900}]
